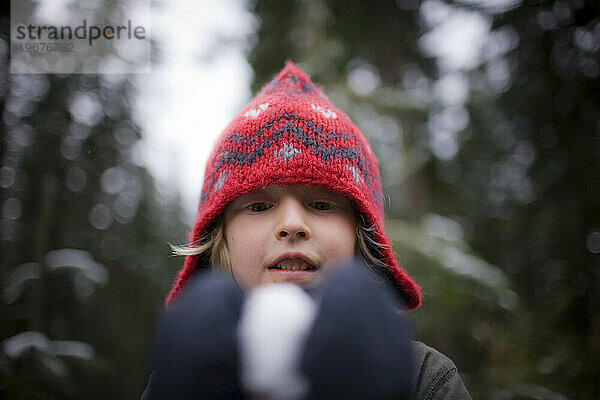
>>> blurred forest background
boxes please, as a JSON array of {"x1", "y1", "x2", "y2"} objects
[{"x1": 1, "y1": 0, "x2": 598, "y2": 399}]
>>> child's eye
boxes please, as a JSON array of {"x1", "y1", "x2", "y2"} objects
[
  {"x1": 248, "y1": 202, "x2": 271, "y2": 212},
  {"x1": 310, "y1": 201, "x2": 332, "y2": 211}
]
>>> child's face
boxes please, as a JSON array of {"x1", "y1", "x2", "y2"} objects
[{"x1": 223, "y1": 184, "x2": 356, "y2": 288}]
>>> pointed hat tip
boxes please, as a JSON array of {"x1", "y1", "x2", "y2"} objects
[{"x1": 275, "y1": 60, "x2": 312, "y2": 83}]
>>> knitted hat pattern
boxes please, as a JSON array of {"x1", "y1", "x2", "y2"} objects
[{"x1": 167, "y1": 62, "x2": 421, "y2": 310}]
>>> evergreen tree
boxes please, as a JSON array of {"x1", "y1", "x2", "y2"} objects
[
  {"x1": 0, "y1": 3, "x2": 186, "y2": 398},
  {"x1": 246, "y1": 0, "x2": 599, "y2": 398}
]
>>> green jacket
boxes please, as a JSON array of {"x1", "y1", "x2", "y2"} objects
[{"x1": 413, "y1": 341, "x2": 472, "y2": 400}]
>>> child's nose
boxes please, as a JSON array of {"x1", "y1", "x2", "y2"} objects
[{"x1": 275, "y1": 197, "x2": 311, "y2": 240}]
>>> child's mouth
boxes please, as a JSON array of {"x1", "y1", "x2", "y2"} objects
[
  {"x1": 268, "y1": 258, "x2": 317, "y2": 271},
  {"x1": 266, "y1": 255, "x2": 320, "y2": 283}
]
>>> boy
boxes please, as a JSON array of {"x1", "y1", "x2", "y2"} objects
[{"x1": 164, "y1": 62, "x2": 471, "y2": 399}]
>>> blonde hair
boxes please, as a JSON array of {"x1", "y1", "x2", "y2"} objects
[
  {"x1": 171, "y1": 213, "x2": 389, "y2": 273},
  {"x1": 355, "y1": 213, "x2": 388, "y2": 272},
  {"x1": 171, "y1": 217, "x2": 232, "y2": 272}
]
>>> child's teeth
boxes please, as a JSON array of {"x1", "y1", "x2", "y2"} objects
[{"x1": 276, "y1": 259, "x2": 312, "y2": 271}]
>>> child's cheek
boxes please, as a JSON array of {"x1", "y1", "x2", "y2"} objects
[
  {"x1": 323, "y1": 235, "x2": 357, "y2": 269},
  {"x1": 228, "y1": 230, "x2": 268, "y2": 289}
]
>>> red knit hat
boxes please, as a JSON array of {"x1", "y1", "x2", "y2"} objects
[{"x1": 167, "y1": 62, "x2": 421, "y2": 310}]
